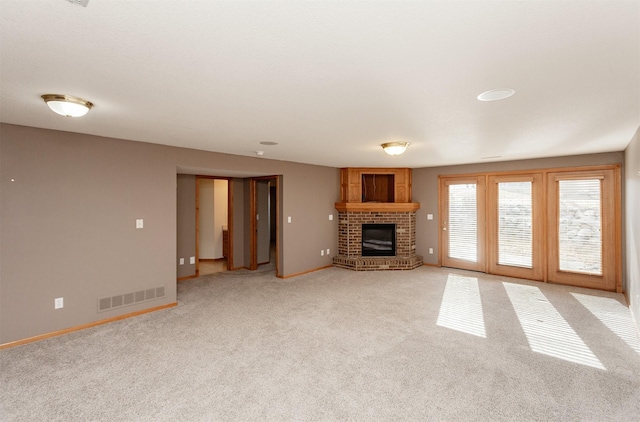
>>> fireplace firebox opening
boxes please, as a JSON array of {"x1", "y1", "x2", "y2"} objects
[{"x1": 362, "y1": 224, "x2": 396, "y2": 257}]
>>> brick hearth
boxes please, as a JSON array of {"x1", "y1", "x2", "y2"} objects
[{"x1": 333, "y1": 210, "x2": 423, "y2": 271}]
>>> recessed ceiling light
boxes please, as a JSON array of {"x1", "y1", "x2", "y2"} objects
[
  {"x1": 259, "y1": 141, "x2": 278, "y2": 146},
  {"x1": 477, "y1": 89, "x2": 515, "y2": 102},
  {"x1": 481, "y1": 155, "x2": 502, "y2": 160}
]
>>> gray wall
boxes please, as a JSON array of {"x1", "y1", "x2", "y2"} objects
[
  {"x1": 0, "y1": 123, "x2": 340, "y2": 344},
  {"x1": 412, "y1": 152, "x2": 625, "y2": 274},
  {"x1": 176, "y1": 174, "x2": 196, "y2": 278},
  {"x1": 624, "y1": 128, "x2": 640, "y2": 330}
]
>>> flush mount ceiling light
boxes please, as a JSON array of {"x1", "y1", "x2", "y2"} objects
[
  {"x1": 477, "y1": 88, "x2": 515, "y2": 102},
  {"x1": 41, "y1": 94, "x2": 93, "y2": 117},
  {"x1": 381, "y1": 142, "x2": 410, "y2": 156}
]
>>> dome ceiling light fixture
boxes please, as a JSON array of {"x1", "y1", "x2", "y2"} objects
[
  {"x1": 381, "y1": 142, "x2": 410, "y2": 156},
  {"x1": 41, "y1": 94, "x2": 93, "y2": 117},
  {"x1": 477, "y1": 88, "x2": 515, "y2": 102}
]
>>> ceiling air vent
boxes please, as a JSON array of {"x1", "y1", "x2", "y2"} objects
[{"x1": 65, "y1": 0, "x2": 89, "y2": 7}]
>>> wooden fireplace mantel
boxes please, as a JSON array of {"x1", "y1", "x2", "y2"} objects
[{"x1": 334, "y1": 202, "x2": 420, "y2": 212}]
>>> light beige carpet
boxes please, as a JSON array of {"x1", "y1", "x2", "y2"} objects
[{"x1": 1, "y1": 266, "x2": 639, "y2": 421}]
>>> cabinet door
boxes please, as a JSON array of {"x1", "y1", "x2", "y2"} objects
[{"x1": 394, "y1": 169, "x2": 411, "y2": 202}]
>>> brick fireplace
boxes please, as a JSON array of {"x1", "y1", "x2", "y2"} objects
[
  {"x1": 333, "y1": 167, "x2": 423, "y2": 271},
  {"x1": 332, "y1": 203, "x2": 423, "y2": 271}
]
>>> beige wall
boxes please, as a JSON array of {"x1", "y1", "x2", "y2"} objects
[
  {"x1": 213, "y1": 179, "x2": 229, "y2": 259},
  {"x1": 198, "y1": 179, "x2": 216, "y2": 259},
  {"x1": 0, "y1": 124, "x2": 340, "y2": 344},
  {"x1": 624, "y1": 128, "x2": 640, "y2": 330},
  {"x1": 2, "y1": 121, "x2": 634, "y2": 344},
  {"x1": 412, "y1": 152, "x2": 625, "y2": 274},
  {"x1": 176, "y1": 174, "x2": 197, "y2": 278}
]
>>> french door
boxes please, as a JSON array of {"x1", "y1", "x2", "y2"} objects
[
  {"x1": 439, "y1": 166, "x2": 620, "y2": 291},
  {"x1": 440, "y1": 176, "x2": 485, "y2": 272},
  {"x1": 487, "y1": 173, "x2": 544, "y2": 280},
  {"x1": 546, "y1": 169, "x2": 619, "y2": 291}
]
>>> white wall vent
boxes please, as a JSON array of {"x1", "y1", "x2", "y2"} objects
[{"x1": 98, "y1": 286, "x2": 166, "y2": 312}]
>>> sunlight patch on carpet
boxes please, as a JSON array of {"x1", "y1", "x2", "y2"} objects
[
  {"x1": 436, "y1": 274, "x2": 486, "y2": 338},
  {"x1": 503, "y1": 282, "x2": 605, "y2": 370},
  {"x1": 572, "y1": 293, "x2": 640, "y2": 355}
]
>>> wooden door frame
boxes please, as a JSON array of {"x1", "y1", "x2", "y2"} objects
[
  {"x1": 546, "y1": 167, "x2": 621, "y2": 292},
  {"x1": 439, "y1": 175, "x2": 487, "y2": 272},
  {"x1": 249, "y1": 175, "x2": 280, "y2": 276},
  {"x1": 437, "y1": 164, "x2": 621, "y2": 292},
  {"x1": 486, "y1": 173, "x2": 545, "y2": 281},
  {"x1": 195, "y1": 176, "x2": 234, "y2": 275}
]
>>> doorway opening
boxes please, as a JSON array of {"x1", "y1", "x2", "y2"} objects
[
  {"x1": 197, "y1": 177, "x2": 231, "y2": 276},
  {"x1": 250, "y1": 176, "x2": 280, "y2": 276}
]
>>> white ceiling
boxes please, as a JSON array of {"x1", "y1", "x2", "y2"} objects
[{"x1": 1, "y1": 0, "x2": 639, "y2": 168}]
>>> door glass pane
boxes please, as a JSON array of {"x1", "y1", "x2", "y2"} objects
[
  {"x1": 558, "y1": 179, "x2": 602, "y2": 275},
  {"x1": 498, "y1": 181, "x2": 533, "y2": 268},
  {"x1": 448, "y1": 184, "x2": 477, "y2": 262}
]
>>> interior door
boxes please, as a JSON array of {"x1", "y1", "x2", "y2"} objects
[
  {"x1": 546, "y1": 169, "x2": 619, "y2": 291},
  {"x1": 487, "y1": 174, "x2": 544, "y2": 280},
  {"x1": 440, "y1": 175, "x2": 486, "y2": 272}
]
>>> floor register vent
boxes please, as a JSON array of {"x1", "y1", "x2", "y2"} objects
[{"x1": 98, "y1": 286, "x2": 165, "y2": 312}]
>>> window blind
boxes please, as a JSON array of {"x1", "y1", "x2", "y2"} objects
[
  {"x1": 558, "y1": 179, "x2": 602, "y2": 275},
  {"x1": 497, "y1": 181, "x2": 533, "y2": 268},
  {"x1": 448, "y1": 184, "x2": 477, "y2": 262}
]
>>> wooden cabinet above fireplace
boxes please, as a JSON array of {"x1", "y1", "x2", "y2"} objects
[
  {"x1": 340, "y1": 167, "x2": 412, "y2": 203},
  {"x1": 336, "y1": 168, "x2": 419, "y2": 212}
]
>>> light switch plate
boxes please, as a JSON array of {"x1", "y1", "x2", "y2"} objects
[
  {"x1": 54, "y1": 297, "x2": 64, "y2": 309},
  {"x1": 427, "y1": 214, "x2": 433, "y2": 220},
  {"x1": 288, "y1": 216, "x2": 292, "y2": 223},
  {"x1": 190, "y1": 256, "x2": 195, "y2": 265},
  {"x1": 329, "y1": 215, "x2": 333, "y2": 221},
  {"x1": 179, "y1": 258, "x2": 184, "y2": 265},
  {"x1": 136, "y1": 219, "x2": 144, "y2": 229}
]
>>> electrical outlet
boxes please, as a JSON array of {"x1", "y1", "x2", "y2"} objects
[
  {"x1": 321, "y1": 250, "x2": 324, "y2": 256},
  {"x1": 136, "y1": 219, "x2": 144, "y2": 229},
  {"x1": 179, "y1": 258, "x2": 184, "y2": 265},
  {"x1": 329, "y1": 214, "x2": 333, "y2": 221},
  {"x1": 54, "y1": 297, "x2": 64, "y2": 309},
  {"x1": 429, "y1": 248, "x2": 434, "y2": 254},
  {"x1": 288, "y1": 216, "x2": 292, "y2": 223}
]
